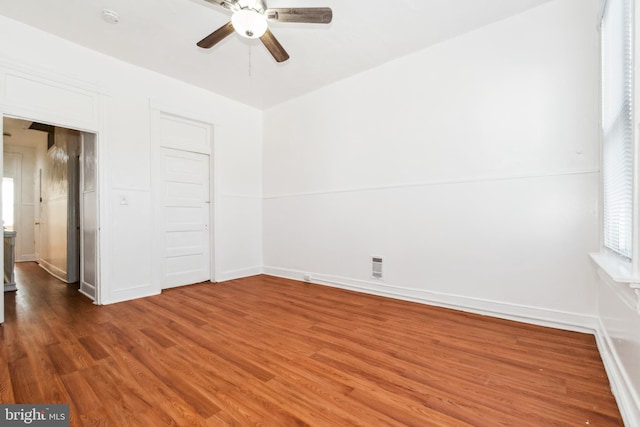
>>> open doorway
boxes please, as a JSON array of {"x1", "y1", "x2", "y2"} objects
[{"x1": 2, "y1": 117, "x2": 98, "y2": 301}]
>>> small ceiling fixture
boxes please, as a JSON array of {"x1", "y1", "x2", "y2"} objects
[
  {"x1": 102, "y1": 9, "x2": 119, "y2": 24},
  {"x1": 231, "y1": 9, "x2": 267, "y2": 38}
]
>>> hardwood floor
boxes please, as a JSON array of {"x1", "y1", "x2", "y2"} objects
[{"x1": 1, "y1": 262, "x2": 623, "y2": 426}]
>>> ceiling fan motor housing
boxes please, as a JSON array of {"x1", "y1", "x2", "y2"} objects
[{"x1": 236, "y1": 0, "x2": 267, "y2": 13}]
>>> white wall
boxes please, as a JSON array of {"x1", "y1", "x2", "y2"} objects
[
  {"x1": 263, "y1": 0, "x2": 601, "y2": 328},
  {"x1": 0, "y1": 14, "x2": 263, "y2": 303}
]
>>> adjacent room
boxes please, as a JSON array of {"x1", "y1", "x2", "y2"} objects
[{"x1": 0, "y1": 0, "x2": 638, "y2": 425}]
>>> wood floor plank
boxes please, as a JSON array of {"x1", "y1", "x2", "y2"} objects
[
  {"x1": 81, "y1": 363, "x2": 150, "y2": 418},
  {"x1": 0, "y1": 362, "x2": 14, "y2": 402},
  {"x1": 100, "y1": 352, "x2": 171, "y2": 408},
  {"x1": 7, "y1": 356, "x2": 40, "y2": 403},
  {"x1": 135, "y1": 402, "x2": 181, "y2": 427},
  {"x1": 129, "y1": 346, "x2": 221, "y2": 418},
  {"x1": 59, "y1": 371, "x2": 103, "y2": 415},
  {"x1": 157, "y1": 336, "x2": 309, "y2": 425},
  {"x1": 144, "y1": 397, "x2": 206, "y2": 427},
  {"x1": 77, "y1": 335, "x2": 110, "y2": 361},
  {"x1": 310, "y1": 348, "x2": 525, "y2": 427},
  {"x1": 195, "y1": 333, "x2": 399, "y2": 426},
  {"x1": 205, "y1": 411, "x2": 245, "y2": 426},
  {"x1": 0, "y1": 327, "x2": 15, "y2": 403},
  {"x1": 0, "y1": 263, "x2": 623, "y2": 425},
  {"x1": 164, "y1": 320, "x2": 276, "y2": 382}
]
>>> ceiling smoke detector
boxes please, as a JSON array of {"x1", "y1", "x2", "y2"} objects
[{"x1": 102, "y1": 9, "x2": 119, "y2": 24}]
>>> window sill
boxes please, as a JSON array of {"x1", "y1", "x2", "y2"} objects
[
  {"x1": 589, "y1": 252, "x2": 637, "y2": 283},
  {"x1": 590, "y1": 252, "x2": 640, "y2": 315}
]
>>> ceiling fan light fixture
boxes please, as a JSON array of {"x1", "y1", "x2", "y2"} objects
[{"x1": 231, "y1": 9, "x2": 268, "y2": 39}]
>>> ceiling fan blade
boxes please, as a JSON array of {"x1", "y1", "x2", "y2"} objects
[
  {"x1": 197, "y1": 21, "x2": 235, "y2": 48},
  {"x1": 259, "y1": 29, "x2": 289, "y2": 63},
  {"x1": 265, "y1": 7, "x2": 332, "y2": 24}
]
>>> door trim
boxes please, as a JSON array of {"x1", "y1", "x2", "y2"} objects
[
  {"x1": 0, "y1": 116, "x2": 103, "y2": 308},
  {"x1": 0, "y1": 60, "x2": 107, "y2": 321}
]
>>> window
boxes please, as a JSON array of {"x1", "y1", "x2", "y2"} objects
[
  {"x1": 2, "y1": 177, "x2": 14, "y2": 230},
  {"x1": 601, "y1": 0, "x2": 634, "y2": 259}
]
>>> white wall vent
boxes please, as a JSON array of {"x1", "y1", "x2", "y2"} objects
[{"x1": 371, "y1": 256, "x2": 383, "y2": 279}]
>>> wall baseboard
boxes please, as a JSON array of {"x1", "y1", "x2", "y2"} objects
[
  {"x1": 595, "y1": 320, "x2": 640, "y2": 426},
  {"x1": 106, "y1": 285, "x2": 159, "y2": 305},
  {"x1": 103, "y1": 264, "x2": 263, "y2": 304},
  {"x1": 263, "y1": 266, "x2": 597, "y2": 333},
  {"x1": 79, "y1": 280, "x2": 96, "y2": 301},
  {"x1": 38, "y1": 260, "x2": 68, "y2": 283},
  {"x1": 78, "y1": 288, "x2": 95, "y2": 302},
  {"x1": 217, "y1": 266, "x2": 263, "y2": 283}
]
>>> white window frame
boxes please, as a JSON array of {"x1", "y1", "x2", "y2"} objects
[
  {"x1": 593, "y1": 0, "x2": 640, "y2": 284},
  {"x1": 602, "y1": 0, "x2": 635, "y2": 262}
]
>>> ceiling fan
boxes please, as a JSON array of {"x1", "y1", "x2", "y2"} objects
[{"x1": 196, "y1": 0, "x2": 332, "y2": 63}]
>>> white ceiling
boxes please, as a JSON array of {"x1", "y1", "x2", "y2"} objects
[
  {"x1": 0, "y1": 0, "x2": 553, "y2": 109},
  {"x1": 3, "y1": 117, "x2": 47, "y2": 149}
]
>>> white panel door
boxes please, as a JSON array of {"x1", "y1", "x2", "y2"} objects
[{"x1": 160, "y1": 148, "x2": 210, "y2": 289}]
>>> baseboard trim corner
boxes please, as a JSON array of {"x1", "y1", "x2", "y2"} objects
[
  {"x1": 217, "y1": 266, "x2": 263, "y2": 283},
  {"x1": 37, "y1": 260, "x2": 69, "y2": 283},
  {"x1": 594, "y1": 320, "x2": 640, "y2": 427}
]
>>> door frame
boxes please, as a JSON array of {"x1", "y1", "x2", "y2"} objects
[
  {"x1": 78, "y1": 132, "x2": 99, "y2": 300},
  {"x1": 150, "y1": 109, "x2": 216, "y2": 293},
  {"x1": 0, "y1": 60, "x2": 107, "y2": 325},
  {"x1": 0, "y1": 114, "x2": 103, "y2": 305}
]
